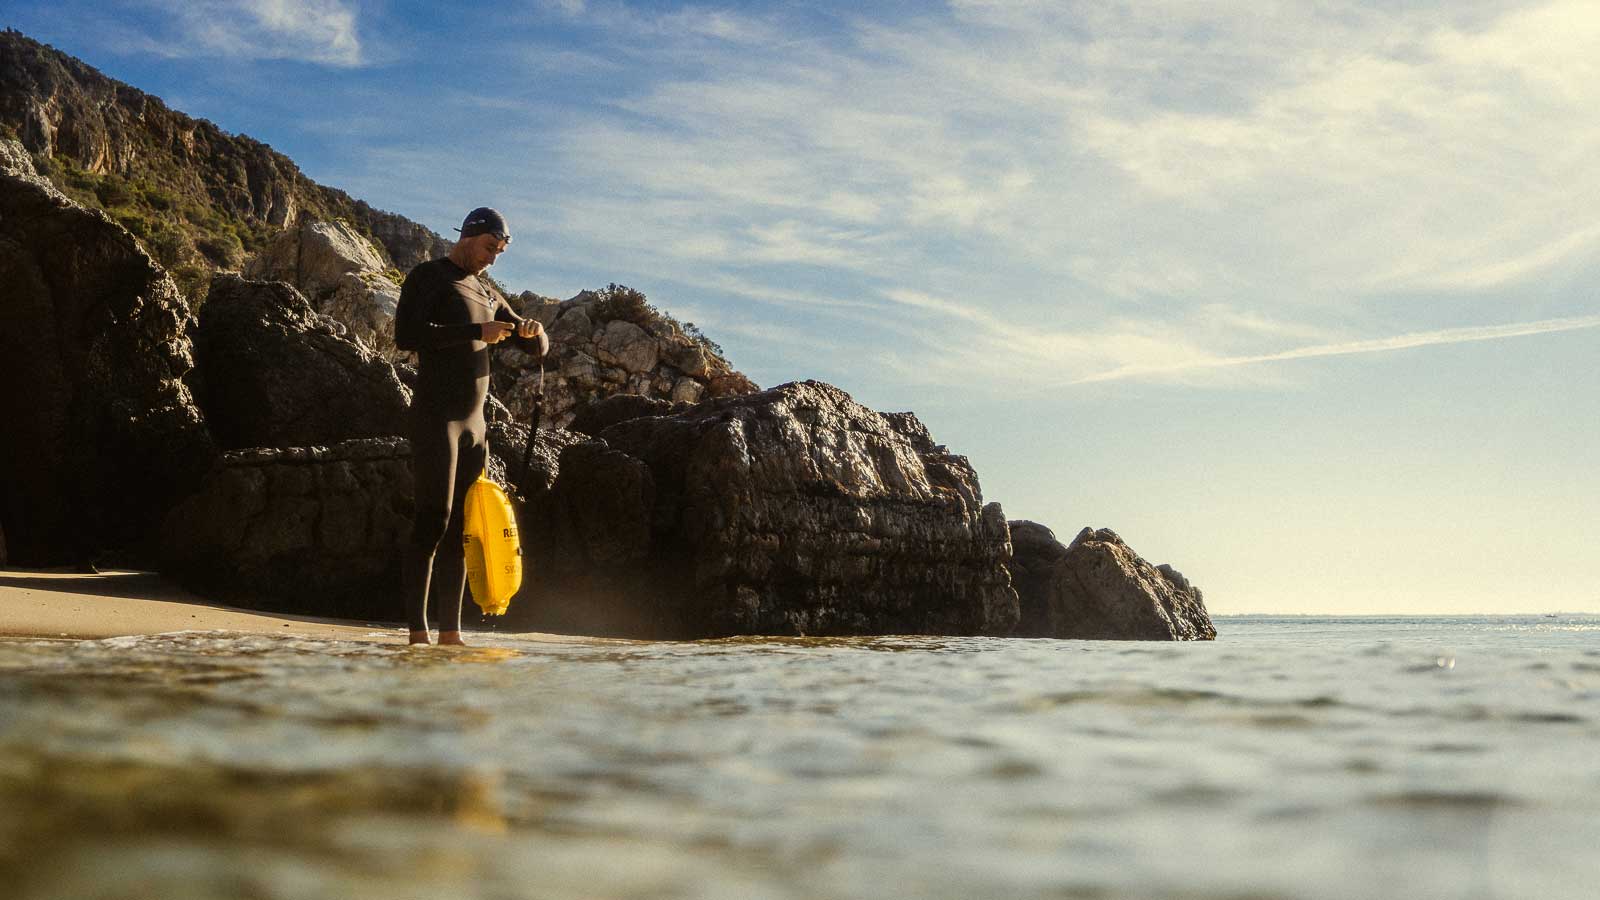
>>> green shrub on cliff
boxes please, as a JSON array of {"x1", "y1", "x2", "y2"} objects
[
  {"x1": 195, "y1": 232, "x2": 244, "y2": 268},
  {"x1": 589, "y1": 284, "x2": 735, "y2": 369},
  {"x1": 594, "y1": 283, "x2": 654, "y2": 324},
  {"x1": 92, "y1": 174, "x2": 136, "y2": 208},
  {"x1": 682, "y1": 322, "x2": 725, "y2": 359},
  {"x1": 140, "y1": 184, "x2": 177, "y2": 210}
]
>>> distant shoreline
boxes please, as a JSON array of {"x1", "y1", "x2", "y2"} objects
[{"x1": 1214, "y1": 611, "x2": 1599, "y2": 619}]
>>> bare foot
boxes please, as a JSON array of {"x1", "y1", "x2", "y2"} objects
[
  {"x1": 438, "y1": 630, "x2": 468, "y2": 646},
  {"x1": 409, "y1": 629, "x2": 431, "y2": 645}
]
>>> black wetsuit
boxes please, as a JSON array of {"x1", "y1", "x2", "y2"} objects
[{"x1": 394, "y1": 258, "x2": 543, "y2": 633}]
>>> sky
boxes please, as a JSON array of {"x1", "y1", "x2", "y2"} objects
[{"x1": 7, "y1": 0, "x2": 1597, "y2": 614}]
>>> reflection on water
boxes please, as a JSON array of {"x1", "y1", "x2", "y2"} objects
[{"x1": 2, "y1": 618, "x2": 1599, "y2": 899}]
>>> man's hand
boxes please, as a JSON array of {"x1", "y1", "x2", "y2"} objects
[
  {"x1": 516, "y1": 319, "x2": 544, "y2": 340},
  {"x1": 480, "y1": 321, "x2": 516, "y2": 344}
]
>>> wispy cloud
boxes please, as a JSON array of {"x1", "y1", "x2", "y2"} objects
[
  {"x1": 136, "y1": 0, "x2": 363, "y2": 67},
  {"x1": 532, "y1": 0, "x2": 782, "y2": 45},
  {"x1": 1074, "y1": 314, "x2": 1600, "y2": 384},
  {"x1": 874, "y1": 286, "x2": 1600, "y2": 390},
  {"x1": 306, "y1": 1, "x2": 1600, "y2": 394},
  {"x1": 530, "y1": 0, "x2": 1600, "y2": 327}
]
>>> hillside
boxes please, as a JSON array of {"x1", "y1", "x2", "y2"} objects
[
  {"x1": 0, "y1": 28, "x2": 752, "y2": 426},
  {"x1": 0, "y1": 29, "x2": 448, "y2": 300}
]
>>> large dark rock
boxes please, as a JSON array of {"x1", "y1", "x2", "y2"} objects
[
  {"x1": 514, "y1": 381, "x2": 1018, "y2": 638},
  {"x1": 157, "y1": 426, "x2": 587, "y2": 622},
  {"x1": 1009, "y1": 520, "x2": 1072, "y2": 636},
  {"x1": 160, "y1": 438, "x2": 413, "y2": 620},
  {"x1": 486, "y1": 417, "x2": 590, "y2": 500},
  {"x1": 0, "y1": 143, "x2": 215, "y2": 565},
  {"x1": 1008, "y1": 521, "x2": 1215, "y2": 640},
  {"x1": 192, "y1": 273, "x2": 411, "y2": 449},
  {"x1": 567, "y1": 393, "x2": 690, "y2": 437}
]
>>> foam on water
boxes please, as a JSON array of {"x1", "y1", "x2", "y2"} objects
[{"x1": 2, "y1": 616, "x2": 1598, "y2": 899}]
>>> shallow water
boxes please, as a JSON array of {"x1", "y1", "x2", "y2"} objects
[{"x1": 2, "y1": 616, "x2": 1598, "y2": 899}]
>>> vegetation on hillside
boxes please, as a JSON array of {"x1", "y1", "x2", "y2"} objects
[
  {"x1": 30, "y1": 152, "x2": 276, "y2": 299},
  {"x1": 1, "y1": 30, "x2": 448, "y2": 306},
  {"x1": 593, "y1": 283, "x2": 727, "y2": 360}
]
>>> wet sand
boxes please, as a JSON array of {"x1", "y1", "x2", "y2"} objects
[{"x1": 1, "y1": 569, "x2": 409, "y2": 642}]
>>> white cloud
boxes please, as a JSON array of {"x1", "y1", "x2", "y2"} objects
[
  {"x1": 1073, "y1": 314, "x2": 1600, "y2": 384},
  {"x1": 1380, "y1": 221, "x2": 1600, "y2": 291},
  {"x1": 874, "y1": 286, "x2": 1600, "y2": 390},
  {"x1": 537, "y1": 0, "x2": 588, "y2": 15},
  {"x1": 1060, "y1": 0, "x2": 1600, "y2": 294},
  {"x1": 141, "y1": 0, "x2": 363, "y2": 66},
  {"x1": 880, "y1": 288, "x2": 1228, "y2": 387},
  {"x1": 533, "y1": 1, "x2": 780, "y2": 45},
  {"x1": 491, "y1": 1, "x2": 1600, "y2": 391}
]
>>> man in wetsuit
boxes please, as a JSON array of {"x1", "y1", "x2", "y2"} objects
[{"x1": 394, "y1": 207, "x2": 548, "y2": 646}]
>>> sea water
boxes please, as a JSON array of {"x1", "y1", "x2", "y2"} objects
[{"x1": 1, "y1": 616, "x2": 1597, "y2": 900}]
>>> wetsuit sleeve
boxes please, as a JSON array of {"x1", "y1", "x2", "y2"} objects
[
  {"x1": 497, "y1": 298, "x2": 550, "y2": 357},
  {"x1": 395, "y1": 266, "x2": 482, "y2": 351}
]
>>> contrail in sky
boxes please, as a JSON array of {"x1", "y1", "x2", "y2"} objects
[{"x1": 1075, "y1": 313, "x2": 1600, "y2": 384}]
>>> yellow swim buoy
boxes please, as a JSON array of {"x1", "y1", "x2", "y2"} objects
[{"x1": 462, "y1": 473, "x2": 522, "y2": 615}]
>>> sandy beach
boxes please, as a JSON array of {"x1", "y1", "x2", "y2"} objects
[{"x1": 0, "y1": 568, "x2": 413, "y2": 642}]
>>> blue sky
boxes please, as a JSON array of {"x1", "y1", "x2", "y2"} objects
[{"x1": 9, "y1": 1, "x2": 1598, "y2": 613}]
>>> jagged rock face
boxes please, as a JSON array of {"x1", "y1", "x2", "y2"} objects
[
  {"x1": 1008, "y1": 520, "x2": 1072, "y2": 636},
  {"x1": 515, "y1": 380, "x2": 1018, "y2": 638},
  {"x1": 493, "y1": 290, "x2": 758, "y2": 430},
  {"x1": 0, "y1": 138, "x2": 34, "y2": 174},
  {"x1": 484, "y1": 415, "x2": 590, "y2": 500},
  {"x1": 192, "y1": 274, "x2": 412, "y2": 450},
  {"x1": 246, "y1": 219, "x2": 388, "y2": 295},
  {"x1": 358, "y1": 207, "x2": 450, "y2": 272},
  {"x1": 160, "y1": 439, "x2": 413, "y2": 620},
  {"x1": 1008, "y1": 522, "x2": 1216, "y2": 640},
  {"x1": 0, "y1": 32, "x2": 448, "y2": 274},
  {"x1": 0, "y1": 141, "x2": 216, "y2": 565},
  {"x1": 567, "y1": 394, "x2": 692, "y2": 438},
  {"x1": 1, "y1": 35, "x2": 295, "y2": 221},
  {"x1": 245, "y1": 219, "x2": 402, "y2": 357}
]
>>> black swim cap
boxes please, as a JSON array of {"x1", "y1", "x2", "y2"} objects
[{"x1": 454, "y1": 207, "x2": 511, "y2": 241}]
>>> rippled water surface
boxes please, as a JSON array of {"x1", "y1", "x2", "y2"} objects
[{"x1": 3, "y1": 616, "x2": 1598, "y2": 899}]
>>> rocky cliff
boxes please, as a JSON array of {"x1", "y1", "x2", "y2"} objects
[
  {"x1": 0, "y1": 30, "x2": 448, "y2": 298},
  {"x1": 1, "y1": 30, "x2": 752, "y2": 408},
  {"x1": 0, "y1": 140, "x2": 216, "y2": 566},
  {"x1": 514, "y1": 382, "x2": 1019, "y2": 638}
]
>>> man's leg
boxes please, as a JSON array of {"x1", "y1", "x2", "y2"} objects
[
  {"x1": 436, "y1": 434, "x2": 487, "y2": 646},
  {"x1": 402, "y1": 421, "x2": 460, "y2": 644}
]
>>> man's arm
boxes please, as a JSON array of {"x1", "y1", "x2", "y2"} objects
[
  {"x1": 394, "y1": 266, "x2": 484, "y2": 351},
  {"x1": 495, "y1": 299, "x2": 550, "y2": 357}
]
